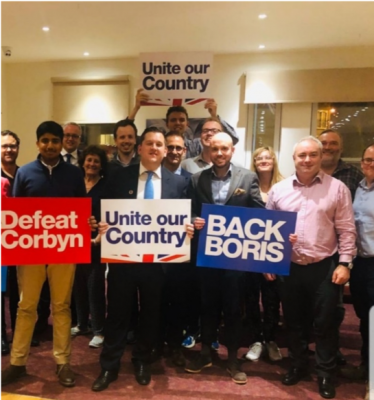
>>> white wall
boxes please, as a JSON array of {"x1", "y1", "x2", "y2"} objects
[{"x1": 2, "y1": 46, "x2": 374, "y2": 169}]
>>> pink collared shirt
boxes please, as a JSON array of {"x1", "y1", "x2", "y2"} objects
[{"x1": 266, "y1": 171, "x2": 356, "y2": 265}]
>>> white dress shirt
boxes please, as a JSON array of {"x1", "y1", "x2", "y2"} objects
[{"x1": 137, "y1": 163, "x2": 162, "y2": 199}]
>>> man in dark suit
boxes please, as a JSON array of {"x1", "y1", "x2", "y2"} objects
[
  {"x1": 163, "y1": 131, "x2": 192, "y2": 180},
  {"x1": 61, "y1": 122, "x2": 82, "y2": 165},
  {"x1": 92, "y1": 127, "x2": 193, "y2": 391},
  {"x1": 185, "y1": 132, "x2": 264, "y2": 385}
]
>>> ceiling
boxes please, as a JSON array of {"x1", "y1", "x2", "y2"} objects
[{"x1": 2, "y1": 1, "x2": 374, "y2": 63}]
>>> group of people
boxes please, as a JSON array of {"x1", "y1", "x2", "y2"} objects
[{"x1": 1, "y1": 95, "x2": 373, "y2": 400}]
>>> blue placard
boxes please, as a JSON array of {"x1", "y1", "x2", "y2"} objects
[
  {"x1": 1, "y1": 266, "x2": 7, "y2": 292},
  {"x1": 197, "y1": 204, "x2": 297, "y2": 275}
]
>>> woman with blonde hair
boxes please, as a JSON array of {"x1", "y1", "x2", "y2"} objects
[
  {"x1": 251, "y1": 146, "x2": 283, "y2": 203},
  {"x1": 244, "y1": 146, "x2": 284, "y2": 363}
]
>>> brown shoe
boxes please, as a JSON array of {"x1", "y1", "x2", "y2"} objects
[
  {"x1": 56, "y1": 363, "x2": 76, "y2": 387},
  {"x1": 1, "y1": 365, "x2": 27, "y2": 386},
  {"x1": 227, "y1": 360, "x2": 247, "y2": 385}
]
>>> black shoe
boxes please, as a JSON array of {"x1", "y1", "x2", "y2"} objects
[
  {"x1": 92, "y1": 370, "x2": 118, "y2": 392},
  {"x1": 336, "y1": 350, "x2": 347, "y2": 366},
  {"x1": 282, "y1": 367, "x2": 307, "y2": 386},
  {"x1": 185, "y1": 354, "x2": 212, "y2": 373},
  {"x1": 31, "y1": 338, "x2": 40, "y2": 347},
  {"x1": 171, "y1": 348, "x2": 186, "y2": 367},
  {"x1": 2, "y1": 338, "x2": 10, "y2": 356},
  {"x1": 1, "y1": 365, "x2": 27, "y2": 386},
  {"x1": 318, "y1": 377, "x2": 336, "y2": 399},
  {"x1": 133, "y1": 361, "x2": 151, "y2": 385}
]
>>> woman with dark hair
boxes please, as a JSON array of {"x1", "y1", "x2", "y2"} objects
[
  {"x1": 244, "y1": 146, "x2": 284, "y2": 362},
  {"x1": 71, "y1": 145, "x2": 108, "y2": 348}
]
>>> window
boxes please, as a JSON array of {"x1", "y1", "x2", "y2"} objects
[{"x1": 316, "y1": 102, "x2": 374, "y2": 159}]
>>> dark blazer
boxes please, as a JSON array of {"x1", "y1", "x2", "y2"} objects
[
  {"x1": 104, "y1": 163, "x2": 188, "y2": 200},
  {"x1": 180, "y1": 167, "x2": 192, "y2": 179},
  {"x1": 188, "y1": 164, "x2": 264, "y2": 219}
]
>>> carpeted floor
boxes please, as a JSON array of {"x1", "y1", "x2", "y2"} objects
[{"x1": 1, "y1": 303, "x2": 366, "y2": 400}]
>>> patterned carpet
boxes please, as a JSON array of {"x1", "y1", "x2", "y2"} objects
[{"x1": 1, "y1": 303, "x2": 367, "y2": 400}]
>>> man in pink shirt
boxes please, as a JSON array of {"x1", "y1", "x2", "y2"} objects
[{"x1": 265, "y1": 136, "x2": 356, "y2": 399}]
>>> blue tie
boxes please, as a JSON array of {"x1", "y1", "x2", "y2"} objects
[
  {"x1": 144, "y1": 171, "x2": 154, "y2": 199},
  {"x1": 65, "y1": 153, "x2": 72, "y2": 164}
]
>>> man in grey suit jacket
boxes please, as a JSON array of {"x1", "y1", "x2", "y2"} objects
[{"x1": 185, "y1": 132, "x2": 264, "y2": 385}]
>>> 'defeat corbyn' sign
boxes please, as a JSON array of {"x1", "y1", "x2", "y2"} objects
[{"x1": 1, "y1": 198, "x2": 92, "y2": 265}]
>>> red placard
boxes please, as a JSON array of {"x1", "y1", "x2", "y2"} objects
[{"x1": 1, "y1": 198, "x2": 92, "y2": 265}]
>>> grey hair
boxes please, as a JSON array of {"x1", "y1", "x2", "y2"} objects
[
  {"x1": 63, "y1": 122, "x2": 82, "y2": 135},
  {"x1": 293, "y1": 136, "x2": 322, "y2": 155}
]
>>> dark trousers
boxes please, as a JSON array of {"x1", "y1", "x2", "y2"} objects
[
  {"x1": 161, "y1": 263, "x2": 199, "y2": 349},
  {"x1": 199, "y1": 268, "x2": 244, "y2": 357},
  {"x1": 244, "y1": 272, "x2": 280, "y2": 343},
  {"x1": 278, "y1": 257, "x2": 340, "y2": 377},
  {"x1": 74, "y1": 253, "x2": 106, "y2": 335},
  {"x1": 1, "y1": 266, "x2": 19, "y2": 338},
  {"x1": 100, "y1": 264, "x2": 165, "y2": 372},
  {"x1": 349, "y1": 256, "x2": 374, "y2": 367}
]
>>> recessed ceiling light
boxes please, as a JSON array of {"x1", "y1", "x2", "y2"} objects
[
  {"x1": 83, "y1": 52, "x2": 89, "y2": 56},
  {"x1": 258, "y1": 14, "x2": 267, "y2": 19},
  {"x1": 42, "y1": 27, "x2": 49, "y2": 32},
  {"x1": 259, "y1": 45, "x2": 265, "y2": 49}
]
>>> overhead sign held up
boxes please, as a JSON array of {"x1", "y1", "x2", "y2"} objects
[{"x1": 140, "y1": 52, "x2": 213, "y2": 101}]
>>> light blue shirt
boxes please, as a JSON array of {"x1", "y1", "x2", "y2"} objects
[
  {"x1": 353, "y1": 178, "x2": 374, "y2": 257},
  {"x1": 211, "y1": 165, "x2": 232, "y2": 205}
]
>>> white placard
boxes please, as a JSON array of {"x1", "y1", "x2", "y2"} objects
[
  {"x1": 101, "y1": 199, "x2": 191, "y2": 263},
  {"x1": 140, "y1": 52, "x2": 213, "y2": 100}
]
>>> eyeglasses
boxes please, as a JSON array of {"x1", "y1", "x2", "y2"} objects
[
  {"x1": 201, "y1": 128, "x2": 221, "y2": 134},
  {"x1": 64, "y1": 134, "x2": 81, "y2": 140},
  {"x1": 1, "y1": 144, "x2": 18, "y2": 150},
  {"x1": 167, "y1": 145, "x2": 184, "y2": 152},
  {"x1": 254, "y1": 156, "x2": 273, "y2": 161},
  {"x1": 362, "y1": 158, "x2": 374, "y2": 165}
]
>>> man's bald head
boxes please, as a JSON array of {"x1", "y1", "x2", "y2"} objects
[
  {"x1": 210, "y1": 132, "x2": 233, "y2": 147},
  {"x1": 210, "y1": 132, "x2": 235, "y2": 172}
]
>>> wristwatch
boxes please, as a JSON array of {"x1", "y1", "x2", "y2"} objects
[{"x1": 339, "y1": 262, "x2": 353, "y2": 270}]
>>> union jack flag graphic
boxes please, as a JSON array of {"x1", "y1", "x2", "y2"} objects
[
  {"x1": 141, "y1": 98, "x2": 207, "y2": 107},
  {"x1": 101, "y1": 253, "x2": 188, "y2": 264}
]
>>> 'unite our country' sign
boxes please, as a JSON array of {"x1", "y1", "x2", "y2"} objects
[
  {"x1": 1, "y1": 198, "x2": 92, "y2": 265},
  {"x1": 140, "y1": 52, "x2": 213, "y2": 100},
  {"x1": 101, "y1": 199, "x2": 191, "y2": 263},
  {"x1": 197, "y1": 204, "x2": 297, "y2": 275}
]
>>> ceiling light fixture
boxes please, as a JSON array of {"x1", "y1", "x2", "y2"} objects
[
  {"x1": 83, "y1": 52, "x2": 89, "y2": 56},
  {"x1": 259, "y1": 45, "x2": 265, "y2": 49},
  {"x1": 258, "y1": 14, "x2": 267, "y2": 19},
  {"x1": 42, "y1": 27, "x2": 49, "y2": 32}
]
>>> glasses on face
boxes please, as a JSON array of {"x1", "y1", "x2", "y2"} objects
[
  {"x1": 201, "y1": 128, "x2": 220, "y2": 134},
  {"x1": 362, "y1": 158, "x2": 374, "y2": 165},
  {"x1": 1, "y1": 144, "x2": 18, "y2": 150},
  {"x1": 64, "y1": 134, "x2": 80, "y2": 140},
  {"x1": 167, "y1": 145, "x2": 184, "y2": 152},
  {"x1": 255, "y1": 156, "x2": 273, "y2": 161}
]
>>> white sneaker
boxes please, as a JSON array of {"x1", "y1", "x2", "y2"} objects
[
  {"x1": 89, "y1": 335, "x2": 104, "y2": 348},
  {"x1": 245, "y1": 342, "x2": 263, "y2": 361},
  {"x1": 71, "y1": 326, "x2": 91, "y2": 336},
  {"x1": 266, "y1": 341, "x2": 282, "y2": 361}
]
